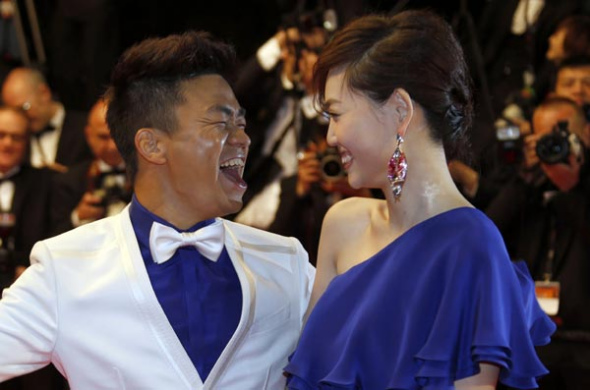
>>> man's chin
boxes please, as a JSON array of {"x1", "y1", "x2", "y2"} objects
[
  {"x1": 219, "y1": 198, "x2": 244, "y2": 218},
  {"x1": 0, "y1": 160, "x2": 16, "y2": 172}
]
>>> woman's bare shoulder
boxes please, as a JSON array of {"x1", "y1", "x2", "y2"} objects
[{"x1": 323, "y1": 196, "x2": 385, "y2": 237}]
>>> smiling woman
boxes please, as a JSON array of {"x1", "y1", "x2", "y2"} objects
[{"x1": 284, "y1": 9, "x2": 556, "y2": 390}]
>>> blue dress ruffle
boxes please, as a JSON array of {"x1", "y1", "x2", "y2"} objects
[{"x1": 284, "y1": 207, "x2": 556, "y2": 389}]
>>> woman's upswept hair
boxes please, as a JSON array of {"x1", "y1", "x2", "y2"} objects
[{"x1": 313, "y1": 10, "x2": 474, "y2": 160}]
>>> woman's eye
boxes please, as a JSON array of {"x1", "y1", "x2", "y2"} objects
[{"x1": 323, "y1": 111, "x2": 339, "y2": 120}]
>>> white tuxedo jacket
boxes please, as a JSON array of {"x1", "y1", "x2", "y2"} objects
[{"x1": 0, "y1": 207, "x2": 314, "y2": 389}]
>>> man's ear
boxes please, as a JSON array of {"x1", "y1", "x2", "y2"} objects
[
  {"x1": 38, "y1": 83, "x2": 53, "y2": 103},
  {"x1": 388, "y1": 88, "x2": 414, "y2": 137},
  {"x1": 135, "y1": 128, "x2": 167, "y2": 165}
]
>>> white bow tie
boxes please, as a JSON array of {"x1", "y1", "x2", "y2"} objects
[{"x1": 149, "y1": 220, "x2": 225, "y2": 264}]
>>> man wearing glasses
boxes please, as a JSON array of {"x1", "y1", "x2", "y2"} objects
[
  {"x1": 0, "y1": 106, "x2": 52, "y2": 287},
  {"x1": 0, "y1": 105, "x2": 57, "y2": 390},
  {"x1": 1, "y1": 67, "x2": 92, "y2": 172}
]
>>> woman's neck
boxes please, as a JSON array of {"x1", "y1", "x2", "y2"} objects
[{"x1": 382, "y1": 145, "x2": 471, "y2": 234}]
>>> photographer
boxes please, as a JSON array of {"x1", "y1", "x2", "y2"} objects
[
  {"x1": 0, "y1": 104, "x2": 59, "y2": 390},
  {"x1": 231, "y1": 2, "x2": 372, "y2": 264},
  {"x1": 450, "y1": 56, "x2": 590, "y2": 211},
  {"x1": 232, "y1": 4, "x2": 331, "y2": 230},
  {"x1": 486, "y1": 96, "x2": 590, "y2": 389},
  {"x1": 269, "y1": 135, "x2": 371, "y2": 265},
  {"x1": 0, "y1": 107, "x2": 53, "y2": 289},
  {"x1": 50, "y1": 98, "x2": 131, "y2": 236}
]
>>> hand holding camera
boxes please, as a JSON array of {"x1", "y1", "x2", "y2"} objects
[
  {"x1": 523, "y1": 132, "x2": 543, "y2": 169},
  {"x1": 523, "y1": 121, "x2": 582, "y2": 166},
  {"x1": 296, "y1": 141, "x2": 350, "y2": 197},
  {"x1": 522, "y1": 120, "x2": 584, "y2": 190},
  {"x1": 296, "y1": 143, "x2": 322, "y2": 197},
  {"x1": 75, "y1": 192, "x2": 106, "y2": 222},
  {"x1": 541, "y1": 152, "x2": 582, "y2": 191}
]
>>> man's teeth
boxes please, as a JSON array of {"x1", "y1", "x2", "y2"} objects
[
  {"x1": 220, "y1": 158, "x2": 244, "y2": 168},
  {"x1": 341, "y1": 154, "x2": 352, "y2": 164}
]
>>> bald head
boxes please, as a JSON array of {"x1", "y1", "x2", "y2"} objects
[
  {"x1": 3, "y1": 67, "x2": 46, "y2": 89},
  {"x1": 533, "y1": 97, "x2": 589, "y2": 146},
  {"x1": 1, "y1": 67, "x2": 56, "y2": 132}
]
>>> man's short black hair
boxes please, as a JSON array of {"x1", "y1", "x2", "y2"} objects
[{"x1": 105, "y1": 31, "x2": 237, "y2": 183}]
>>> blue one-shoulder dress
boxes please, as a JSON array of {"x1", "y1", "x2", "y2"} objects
[{"x1": 284, "y1": 207, "x2": 556, "y2": 389}]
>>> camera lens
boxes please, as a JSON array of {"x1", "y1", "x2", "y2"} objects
[
  {"x1": 536, "y1": 132, "x2": 570, "y2": 165},
  {"x1": 535, "y1": 120, "x2": 571, "y2": 165},
  {"x1": 318, "y1": 147, "x2": 345, "y2": 180},
  {"x1": 322, "y1": 155, "x2": 343, "y2": 178}
]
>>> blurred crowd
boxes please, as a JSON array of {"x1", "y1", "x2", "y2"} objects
[{"x1": 1, "y1": 0, "x2": 590, "y2": 389}]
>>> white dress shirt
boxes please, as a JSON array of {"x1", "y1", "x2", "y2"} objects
[{"x1": 30, "y1": 104, "x2": 65, "y2": 168}]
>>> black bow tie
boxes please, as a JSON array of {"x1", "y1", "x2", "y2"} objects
[
  {"x1": 101, "y1": 167, "x2": 126, "y2": 176},
  {"x1": 32, "y1": 124, "x2": 56, "y2": 139}
]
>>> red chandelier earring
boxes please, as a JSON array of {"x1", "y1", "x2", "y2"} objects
[{"x1": 387, "y1": 133, "x2": 408, "y2": 201}]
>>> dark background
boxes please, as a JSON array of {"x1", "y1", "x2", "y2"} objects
[
  {"x1": 113, "y1": 0, "x2": 480, "y2": 61},
  {"x1": 4, "y1": 0, "x2": 486, "y2": 111}
]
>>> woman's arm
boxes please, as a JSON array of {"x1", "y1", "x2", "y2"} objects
[
  {"x1": 455, "y1": 363, "x2": 499, "y2": 390},
  {"x1": 303, "y1": 204, "x2": 341, "y2": 322}
]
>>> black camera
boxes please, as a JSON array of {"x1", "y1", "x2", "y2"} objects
[
  {"x1": 93, "y1": 185, "x2": 130, "y2": 208},
  {"x1": 91, "y1": 172, "x2": 132, "y2": 209},
  {"x1": 317, "y1": 146, "x2": 346, "y2": 180},
  {"x1": 535, "y1": 120, "x2": 571, "y2": 165},
  {"x1": 283, "y1": 0, "x2": 338, "y2": 33}
]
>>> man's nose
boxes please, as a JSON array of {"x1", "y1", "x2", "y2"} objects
[
  {"x1": 0, "y1": 136, "x2": 13, "y2": 146},
  {"x1": 229, "y1": 126, "x2": 251, "y2": 148},
  {"x1": 107, "y1": 138, "x2": 118, "y2": 151}
]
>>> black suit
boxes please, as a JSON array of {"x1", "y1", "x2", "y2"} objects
[
  {"x1": 55, "y1": 110, "x2": 93, "y2": 167},
  {"x1": 233, "y1": 54, "x2": 291, "y2": 208},
  {"x1": 50, "y1": 159, "x2": 132, "y2": 237},
  {"x1": 6, "y1": 165, "x2": 54, "y2": 268},
  {"x1": 232, "y1": 49, "x2": 363, "y2": 263},
  {"x1": 477, "y1": 0, "x2": 583, "y2": 114},
  {"x1": 486, "y1": 171, "x2": 590, "y2": 389},
  {"x1": 49, "y1": 159, "x2": 92, "y2": 236},
  {"x1": 268, "y1": 176, "x2": 329, "y2": 266},
  {"x1": 0, "y1": 165, "x2": 62, "y2": 390},
  {"x1": 28, "y1": 109, "x2": 93, "y2": 169},
  {"x1": 234, "y1": 53, "x2": 329, "y2": 204}
]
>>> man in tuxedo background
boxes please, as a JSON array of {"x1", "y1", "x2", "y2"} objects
[
  {"x1": 1, "y1": 67, "x2": 92, "y2": 171},
  {"x1": 0, "y1": 106, "x2": 59, "y2": 390},
  {"x1": 0, "y1": 106, "x2": 52, "y2": 288},
  {"x1": 486, "y1": 96, "x2": 590, "y2": 389},
  {"x1": 0, "y1": 30, "x2": 314, "y2": 389},
  {"x1": 50, "y1": 98, "x2": 130, "y2": 236},
  {"x1": 231, "y1": 5, "x2": 372, "y2": 264}
]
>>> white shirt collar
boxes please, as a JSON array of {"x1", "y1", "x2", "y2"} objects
[
  {"x1": 49, "y1": 103, "x2": 65, "y2": 131},
  {"x1": 96, "y1": 159, "x2": 125, "y2": 173}
]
